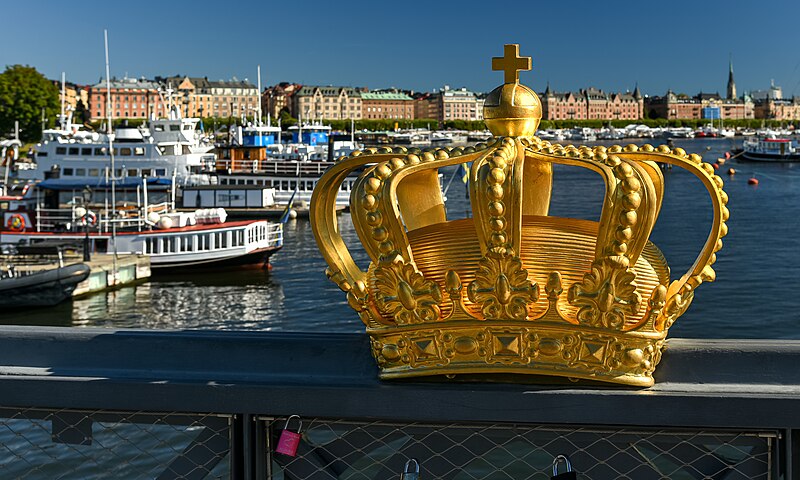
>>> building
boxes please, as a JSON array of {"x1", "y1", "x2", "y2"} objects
[
  {"x1": 263, "y1": 82, "x2": 302, "y2": 119},
  {"x1": 439, "y1": 86, "x2": 481, "y2": 122},
  {"x1": 754, "y1": 97, "x2": 800, "y2": 120},
  {"x1": 646, "y1": 91, "x2": 754, "y2": 120},
  {"x1": 292, "y1": 86, "x2": 364, "y2": 120},
  {"x1": 541, "y1": 85, "x2": 643, "y2": 121},
  {"x1": 727, "y1": 60, "x2": 736, "y2": 100},
  {"x1": 89, "y1": 77, "x2": 165, "y2": 121},
  {"x1": 360, "y1": 91, "x2": 414, "y2": 120},
  {"x1": 53, "y1": 80, "x2": 89, "y2": 116},
  {"x1": 413, "y1": 92, "x2": 439, "y2": 120}
]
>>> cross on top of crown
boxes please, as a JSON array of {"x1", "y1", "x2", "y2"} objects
[{"x1": 492, "y1": 44, "x2": 532, "y2": 84}]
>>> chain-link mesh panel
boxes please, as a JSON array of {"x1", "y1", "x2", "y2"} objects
[
  {"x1": 0, "y1": 408, "x2": 231, "y2": 479},
  {"x1": 264, "y1": 418, "x2": 777, "y2": 479}
]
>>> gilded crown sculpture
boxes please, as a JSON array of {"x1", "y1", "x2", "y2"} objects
[{"x1": 311, "y1": 44, "x2": 729, "y2": 386}]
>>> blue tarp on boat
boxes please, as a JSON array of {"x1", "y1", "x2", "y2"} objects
[{"x1": 36, "y1": 178, "x2": 173, "y2": 191}]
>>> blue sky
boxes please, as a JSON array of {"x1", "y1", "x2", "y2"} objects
[{"x1": 2, "y1": 0, "x2": 799, "y2": 97}]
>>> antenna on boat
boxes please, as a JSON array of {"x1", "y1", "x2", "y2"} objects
[{"x1": 104, "y1": 29, "x2": 119, "y2": 271}]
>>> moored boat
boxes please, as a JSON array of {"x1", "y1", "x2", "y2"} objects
[
  {"x1": 0, "y1": 244, "x2": 90, "y2": 307},
  {"x1": 740, "y1": 136, "x2": 800, "y2": 162}
]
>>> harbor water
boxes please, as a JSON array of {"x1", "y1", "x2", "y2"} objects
[{"x1": 3, "y1": 137, "x2": 800, "y2": 339}]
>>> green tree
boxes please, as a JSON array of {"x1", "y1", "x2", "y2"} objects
[{"x1": 0, "y1": 65, "x2": 60, "y2": 142}]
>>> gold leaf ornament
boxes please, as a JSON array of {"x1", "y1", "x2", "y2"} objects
[
  {"x1": 568, "y1": 258, "x2": 641, "y2": 329},
  {"x1": 467, "y1": 251, "x2": 539, "y2": 320},
  {"x1": 374, "y1": 262, "x2": 443, "y2": 325}
]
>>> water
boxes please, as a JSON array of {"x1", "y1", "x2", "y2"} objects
[{"x1": 4, "y1": 137, "x2": 800, "y2": 339}]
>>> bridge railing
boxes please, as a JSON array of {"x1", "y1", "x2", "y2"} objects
[{"x1": 0, "y1": 327, "x2": 796, "y2": 479}]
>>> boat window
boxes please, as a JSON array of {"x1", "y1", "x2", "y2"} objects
[
  {"x1": 134, "y1": 147, "x2": 145, "y2": 156},
  {"x1": 183, "y1": 125, "x2": 192, "y2": 131},
  {"x1": 155, "y1": 168, "x2": 166, "y2": 176},
  {"x1": 68, "y1": 147, "x2": 79, "y2": 155},
  {"x1": 95, "y1": 148, "x2": 106, "y2": 155},
  {"x1": 120, "y1": 148, "x2": 132, "y2": 156},
  {"x1": 63, "y1": 168, "x2": 73, "y2": 176},
  {"x1": 220, "y1": 178, "x2": 228, "y2": 185},
  {"x1": 128, "y1": 169, "x2": 138, "y2": 177},
  {"x1": 247, "y1": 179, "x2": 254, "y2": 185},
  {"x1": 75, "y1": 168, "x2": 86, "y2": 176},
  {"x1": 36, "y1": 152, "x2": 47, "y2": 157},
  {"x1": 154, "y1": 125, "x2": 164, "y2": 132},
  {"x1": 170, "y1": 125, "x2": 180, "y2": 132},
  {"x1": 115, "y1": 169, "x2": 123, "y2": 177},
  {"x1": 56, "y1": 147, "x2": 66, "y2": 155},
  {"x1": 81, "y1": 148, "x2": 92, "y2": 156},
  {"x1": 88, "y1": 169, "x2": 99, "y2": 177},
  {"x1": 281, "y1": 181, "x2": 288, "y2": 190}
]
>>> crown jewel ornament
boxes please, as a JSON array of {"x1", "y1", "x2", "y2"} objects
[{"x1": 311, "y1": 44, "x2": 729, "y2": 386}]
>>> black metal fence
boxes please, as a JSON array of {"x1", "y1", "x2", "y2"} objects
[{"x1": 0, "y1": 328, "x2": 797, "y2": 479}]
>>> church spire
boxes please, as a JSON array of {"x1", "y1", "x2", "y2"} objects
[{"x1": 727, "y1": 55, "x2": 736, "y2": 100}]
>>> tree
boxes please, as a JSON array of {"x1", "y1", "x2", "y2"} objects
[
  {"x1": 74, "y1": 99, "x2": 90, "y2": 125},
  {"x1": 0, "y1": 65, "x2": 60, "y2": 142}
]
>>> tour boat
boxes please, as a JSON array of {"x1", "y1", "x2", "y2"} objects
[
  {"x1": 11, "y1": 113, "x2": 216, "y2": 187},
  {"x1": 0, "y1": 185, "x2": 283, "y2": 272},
  {"x1": 740, "y1": 137, "x2": 800, "y2": 162}
]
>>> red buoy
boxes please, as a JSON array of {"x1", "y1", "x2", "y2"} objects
[
  {"x1": 725, "y1": 151, "x2": 731, "y2": 159},
  {"x1": 748, "y1": 177, "x2": 759, "y2": 185},
  {"x1": 713, "y1": 163, "x2": 720, "y2": 170}
]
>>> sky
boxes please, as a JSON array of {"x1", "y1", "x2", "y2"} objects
[{"x1": 2, "y1": 0, "x2": 799, "y2": 98}]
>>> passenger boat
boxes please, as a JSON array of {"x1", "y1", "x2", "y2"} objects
[
  {"x1": 0, "y1": 184, "x2": 283, "y2": 271},
  {"x1": 11, "y1": 112, "x2": 215, "y2": 187},
  {"x1": 214, "y1": 123, "x2": 361, "y2": 207},
  {"x1": 740, "y1": 137, "x2": 800, "y2": 162}
]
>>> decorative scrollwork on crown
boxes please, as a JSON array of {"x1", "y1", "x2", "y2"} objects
[
  {"x1": 567, "y1": 258, "x2": 641, "y2": 329},
  {"x1": 374, "y1": 261, "x2": 442, "y2": 325},
  {"x1": 467, "y1": 251, "x2": 539, "y2": 321}
]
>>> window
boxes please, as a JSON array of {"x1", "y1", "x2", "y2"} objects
[
  {"x1": 170, "y1": 125, "x2": 180, "y2": 131},
  {"x1": 128, "y1": 169, "x2": 138, "y2": 177},
  {"x1": 63, "y1": 168, "x2": 74, "y2": 176},
  {"x1": 120, "y1": 147, "x2": 132, "y2": 156},
  {"x1": 154, "y1": 125, "x2": 164, "y2": 132},
  {"x1": 81, "y1": 148, "x2": 92, "y2": 155},
  {"x1": 56, "y1": 147, "x2": 66, "y2": 155},
  {"x1": 88, "y1": 168, "x2": 99, "y2": 177},
  {"x1": 134, "y1": 147, "x2": 145, "y2": 156},
  {"x1": 75, "y1": 168, "x2": 86, "y2": 176},
  {"x1": 155, "y1": 168, "x2": 166, "y2": 176},
  {"x1": 95, "y1": 147, "x2": 106, "y2": 155}
]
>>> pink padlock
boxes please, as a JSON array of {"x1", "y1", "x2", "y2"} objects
[{"x1": 275, "y1": 415, "x2": 303, "y2": 456}]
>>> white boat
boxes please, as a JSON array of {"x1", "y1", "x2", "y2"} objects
[
  {"x1": 0, "y1": 185, "x2": 283, "y2": 271},
  {"x1": 740, "y1": 136, "x2": 800, "y2": 162},
  {"x1": 13, "y1": 112, "x2": 216, "y2": 188}
]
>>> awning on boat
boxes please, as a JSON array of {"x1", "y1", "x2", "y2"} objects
[{"x1": 36, "y1": 178, "x2": 173, "y2": 191}]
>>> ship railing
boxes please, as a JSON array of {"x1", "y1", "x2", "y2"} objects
[
  {"x1": 216, "y1": 159, "x2": 335, "y2": 177},
  {"x1": 245, "y1": 221, "x2": 283, "y2": 248},
  {"x1": 0, "y1": 330, "x2": 794, "y2": 479}
]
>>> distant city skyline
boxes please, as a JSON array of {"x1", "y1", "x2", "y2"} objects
[{"x1": 2, "y1": 0, "x2": 799, "y2": 97}]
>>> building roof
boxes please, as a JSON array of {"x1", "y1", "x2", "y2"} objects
[
  {"x1": 91, "y1": 77, "x2": 161, "y2": 90},
  {"x1": 360, "y1": 92, "x2": 412, "y2": 101},
  {"x1": 295, "y1": 86, "x2": 363, "y2": 97}
]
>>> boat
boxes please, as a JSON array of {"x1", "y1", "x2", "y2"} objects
[
  {"x1": 0, "y1": 184, "x2": 283, "y2": 272},
  {"x1": 740, "y1": 136, "x2": 800, "y2": 162},
  {"x1": 0, "y1": 244, "x2": 90, "y2": 307},
  {"x1": 11, "y1": 112, "x2": 216, "y2": 188},
  {"x1": 213, "y1": 121, "x2": 361, "y2": 207}
]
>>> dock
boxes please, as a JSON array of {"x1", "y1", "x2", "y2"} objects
[{"x1": 72, "y1": 253, "x2": 150, "y2": 297}]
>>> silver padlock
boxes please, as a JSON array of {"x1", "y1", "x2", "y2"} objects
[
  {"x1": 400, "y1": 458, "x2": 420, "y2": 480},
  {"x1": 551, "y1": 454, "x2": 577, "y2": 479}
]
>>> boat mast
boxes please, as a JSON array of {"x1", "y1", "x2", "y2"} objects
[
  {"x1": 256, "y1": 65, "x2": 262, "y2": 127},
  {"x1": 104, "y1": 29, "x2": 118, "y2": 267},
  {"x1": 60, "y1": 72, "x2": 66, "y2": 131}
]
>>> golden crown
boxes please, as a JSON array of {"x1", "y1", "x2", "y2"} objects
[{"x1": 311, "y1": 44, "x2": 729, "y2": 386}]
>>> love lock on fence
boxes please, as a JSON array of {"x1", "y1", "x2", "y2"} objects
[
  {"x1": 275, "y1": 415, "x2": 303, "y2": 457},
  {"x1": 551, "y1": 454, "x2": 577, "y2": 479}
]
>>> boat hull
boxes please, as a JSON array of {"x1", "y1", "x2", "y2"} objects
[
  {"x1": 740, "y1": 151, "x2": 800, "y2": 162},
  {"x1": 0, "y1": 263, "x2": 90, "y2": 308},
  {"x1": 150, "y1": 245, "x2": 282, "y2": 271}
]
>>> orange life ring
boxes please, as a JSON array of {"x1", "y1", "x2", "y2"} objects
[
  {"x1": 85, "y1": 211, "x2": 97, "y2": 225},
  {"x1": 6, "y1": 214, "x2": 25, "y2": 232},
  {"x1": 2, "y1": 148, "x2": 13, "y2": 167}
]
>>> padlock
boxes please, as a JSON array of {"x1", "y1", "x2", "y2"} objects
[
  {"x1": 275, "y1": 415, "x2": 303, "y2": 457},
  {"x1": 400, "y1": 458, "x2": 420, "y2": 480},
  {"x1": 551, "y1": 454, "x2": 577, "y2": 479}
]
